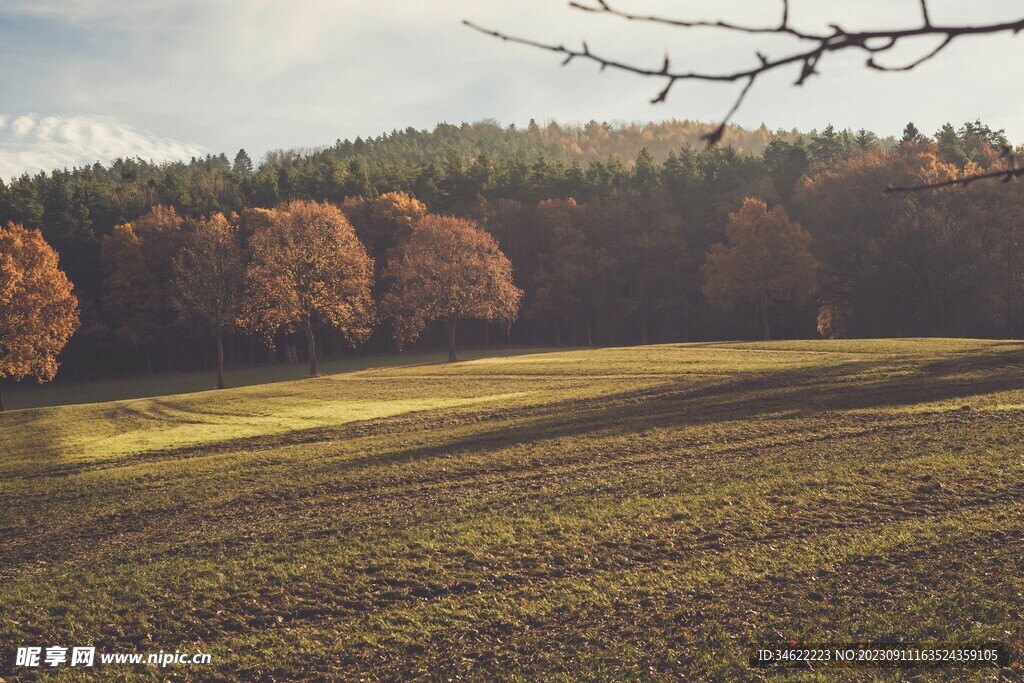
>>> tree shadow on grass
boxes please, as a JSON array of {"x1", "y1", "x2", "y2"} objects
[
  {"x1": 0, "y1": 409, "x2": 67, "y2": 471},
  {"x1": 15, "y1": 344, "x2": 1024, "y2": 481},
  {"x1": 312, "y1": 344, "x2": 1024, "y2": 475}
]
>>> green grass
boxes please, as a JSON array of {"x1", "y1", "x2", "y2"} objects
[
  {"x1": 1, "y1": 347, "x2": 548, "y2": 410},
  {"x1": 1, "y1": 339, "x2": 1023, "y2": 681}
]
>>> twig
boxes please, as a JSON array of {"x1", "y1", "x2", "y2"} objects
[
  {"x1": 466, "y1": 0, "x2": 1024, "y2": 151},
  {"x1": 886, "y1": 167, "x2": 1024, "y2": 193}
]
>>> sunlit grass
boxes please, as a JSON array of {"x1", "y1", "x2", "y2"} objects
[{"x1": 1, "y1": 339, "x2": 1022, "y2": 680}]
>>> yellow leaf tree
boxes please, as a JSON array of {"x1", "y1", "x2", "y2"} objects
[
  {"x1": 341, "y1": 191, "x2": 428, "y2": 266},
  {"x1": 702, "y1": 198, "x2": 817, "y2": 340},
  {"x1": 239, "y1": 200, "x2": 375, "y2": 377},
  {"x1": 0, "y1": 223, "x2": 80, "y2": 410},
  {"x1": 383, "y1": 215, "x2": 522, "y2": 362}
]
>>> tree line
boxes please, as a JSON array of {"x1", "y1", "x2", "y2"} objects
[
  {"x1": 0, "y1": 196, "x2": 521, "y2": 406},
  {"x1": 1, "y1": 118, "x2": 1021, "y2": 391}
]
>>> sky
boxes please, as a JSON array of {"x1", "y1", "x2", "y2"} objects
[{"x1": 1, "y1": 0, "x2": 1022, "y2": 179}]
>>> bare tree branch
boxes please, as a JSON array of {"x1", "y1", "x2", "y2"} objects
[
  {"x1": 466, "y1": 1, "x2": 1024, "y2": 147},
  {"x1": 867, "y1": 35, "x2": 952, "y2": 72},
  {"x1": 565, "y1": 0, "x2": 823, "y2": 40},
  {"x1": 885, "y1": 167, "x2": 1024, "y2": 192}
]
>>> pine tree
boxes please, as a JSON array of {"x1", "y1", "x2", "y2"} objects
[
  {"x1": 901, "y1": 122, "x2": 925, "y2": 145},
  {"x1": 935, "y1": 123, "x2": 970, "y2": 168},
  {"x1": 809, "y1": 125, "x2": 846, "y2": 164},
  {"x1": 232, "y1": 149, "x2": 254, "y2": 177},
  {"x1": 853, "y1": 129, "x2": 879, "y2": 151},
  {"x1": 634, "y1": 148, "x2": 658, "y2": 193}
]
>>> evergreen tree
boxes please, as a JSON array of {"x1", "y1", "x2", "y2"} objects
[
  {"x1": 763, "y1": 138, "x2": 810, "y2": 199},
  {"x1": 935, "y1": 123, "x2": 970, "y2": 168},
  {"x1": 232, "y1": 149, "x2": 254, "y2": 177},
  {"x1": 960, "y1": 120, "x2": 1008, "y2": 150},
  {"x1": 809, "y1": 125, "x2": 846, "y2": 165},
  {"x1": 853, "y1": 129, "x2": 879, "y2": 151},
  {"x1": 901, "y1": 122, "x2": 926, "y2": 145},
  {"x1": 634, "y1": 148, "x2": 659, "y2": 193}
]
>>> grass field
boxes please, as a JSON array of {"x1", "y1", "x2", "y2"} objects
[
  {"x1": 1, "y1": 339, "x2": 1023, "y2": 681},
  {"x1": 0, "y1": 348, "x2": 547, "y2": 411}
]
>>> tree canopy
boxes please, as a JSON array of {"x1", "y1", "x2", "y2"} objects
[
  {"x1": 240, "y1": 200, "x2": 375, "y2": 377},
  {"x1": 172, "y1": 212, "x2": 246, "y2": 389},
  {"x1": 0, "y1": 223, "x2": 79, "y2": 409},
  {"x1": 1, "y1": 118, "x2": 1021, "y2": 381},
  {"x1": 383, "y1": 215, "x2": 522, "y2": 361},
  {"x1": 702, "y1": 198, "x2": 817, "y2": 339}
]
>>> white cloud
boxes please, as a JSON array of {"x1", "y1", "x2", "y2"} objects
[
  {"x1": 0, "y1": 0, "x2": 200, "y2": 25},
  {"x1": 0, "y1": 114, "x2": 205, "y2": 180},
  {"x1": 10, "y1": 115, "x2": 36, "y2": 136},
  {"x1": 1, "y1": 0, "x2": 1021, "y2": 160}
]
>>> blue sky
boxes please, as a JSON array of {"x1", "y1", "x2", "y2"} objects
[{"x1": 1, "y1": 0, "x2": 1022, "y2": 179}]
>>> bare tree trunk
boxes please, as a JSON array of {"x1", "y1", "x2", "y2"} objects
[
  {"x1": 304, "y1": 317, "x2": 319, "y2": 377},
  {"x1": 215, "y1": 329, "x2": 225, "y2": 390},
  {"x1": 0, "y1": 384, "x2": 5, "y2": 412},
  {"x1": 446, "y1": 316, "x2": 458, "y2": 362},
  {"x1": 762, "y1": 305, "x2": 772, "y2": 341}
]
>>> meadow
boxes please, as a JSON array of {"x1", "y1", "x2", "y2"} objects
[{"x1": 1, "y1": 340, "x2": 1022, "y2": 681}]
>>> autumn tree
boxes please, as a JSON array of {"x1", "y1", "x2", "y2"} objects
[
  {"x1": 702, "y1": 198, "x2": 817, "y2": 339},
  {"x1": 0, "y1": 223, "x2": 80, "y2": 410},
  {"x1": 341, "y1": 191, "x2": 428, "y2": 266},
  {"x1": 100, "y1": 205, "x2": 185, "y2": 370},
  {"x1": 371, "y1": 191, "x2": 428, "y2": 250},
  {"x1": 239, "y1": 200, "x2": 375, "y2": 377},
  {"x1": 383, "y1": 215, "x2": 522, "y2": 361},
  {"x1": 793, "y1": 146, "x2": 963, "y2": 336},
  {"x1": 172, "y1": 213, "x2": 245, "y2": 389}
]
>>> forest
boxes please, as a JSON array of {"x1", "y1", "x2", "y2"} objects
[{"x1": 1, "y1": 117, "x2": 1021, "y2": 382}]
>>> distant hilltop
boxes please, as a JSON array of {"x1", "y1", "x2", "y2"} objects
[{"x1": 264, "y1": 118, "x2": 896, "y2": 170}]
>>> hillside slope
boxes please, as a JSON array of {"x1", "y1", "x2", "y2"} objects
[{"x1": 1, "y1": 340, "x2": 1023, "y2": 680}]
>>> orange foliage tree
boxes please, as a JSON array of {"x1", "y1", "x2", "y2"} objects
[
  {"x1": 0, "y1": 223, "x2": 80, "y2": 410},
  {"x1": 702, "y1": 198, "x2": 817, "y2": 340},
  {"x1": 383, "y1": 215, "x2": 522, "y2": 362},
  {"x1": 100, "y1": 205, "x2": 185, "y2": 367},
  {"x1": 239, "y1": 200, "x2": 375, "y2": 377},
  {"x1": 172, "y1": 213, "x2": 246, "y2": 389}
]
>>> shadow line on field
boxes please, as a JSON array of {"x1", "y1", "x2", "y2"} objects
[
  {"x1": 317, "y1": 349, "x2": 1024, "y2": 474},
  {"x1": 9, "y1": 346, "x2": 1024, "y2": 483}
]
